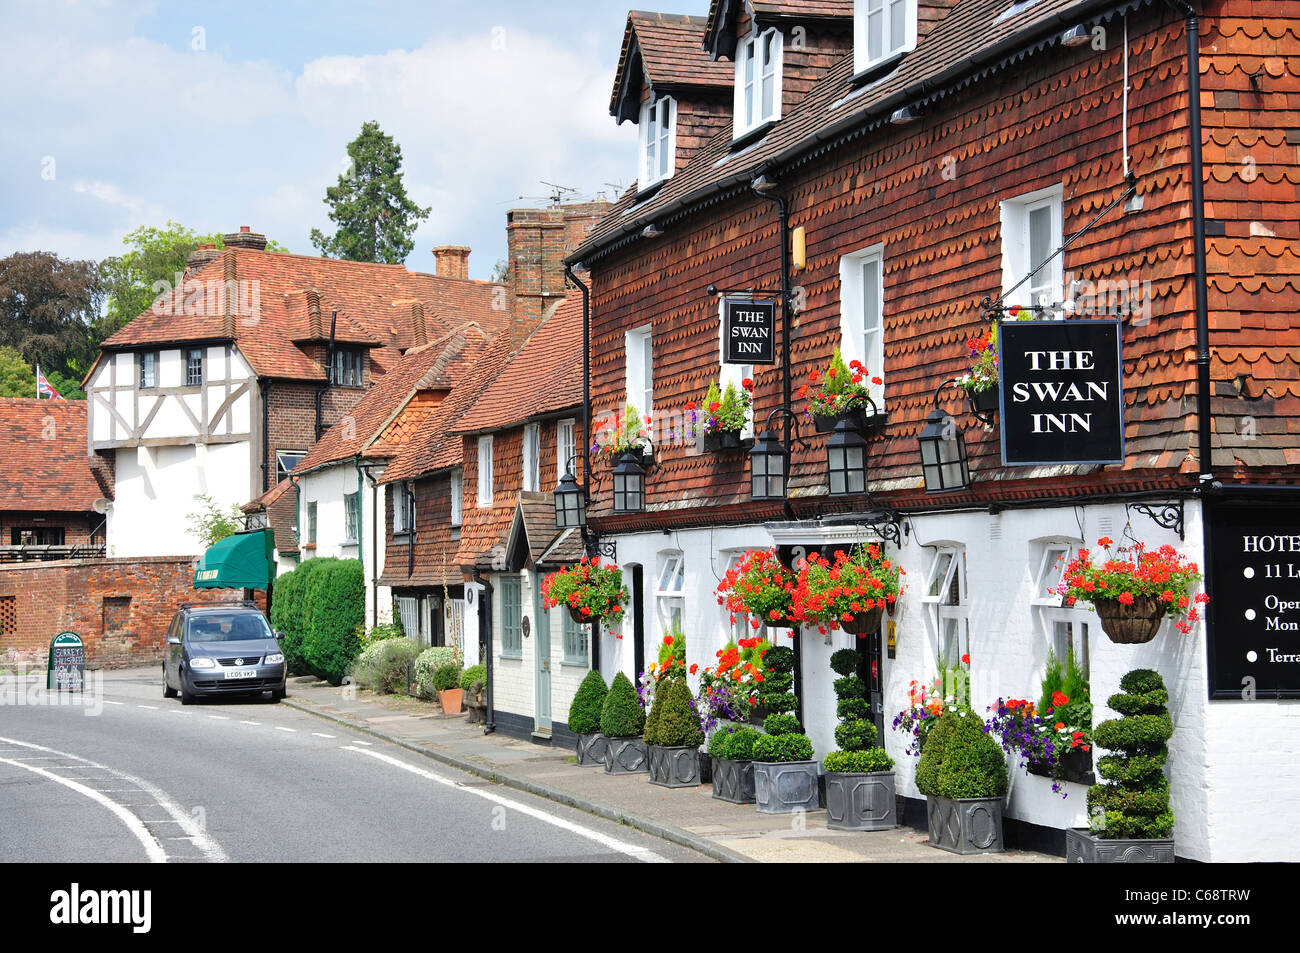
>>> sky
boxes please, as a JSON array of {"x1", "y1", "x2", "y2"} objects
[{"x1": 0, "y1": 0, "x2": 695, "y2": 280}]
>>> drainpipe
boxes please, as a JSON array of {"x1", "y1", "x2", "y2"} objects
[
  {"x1": 288, "y1": 472, "x2": 303, "y2": 559},
  {"x1": 753, "y1": 183, "x2": 796, "y2": 523},
  {"x1": 317, "y1": 310, "x2": 338, "y2": 440},
  {"x1": 471, "y1": 568, "x2": 495, "y2": 734},
  {"x1": 1163, "y1": 0, "x2": 1212, "y2": 481},
  {"x1": 352, "y1": 455, "x2": 364, "y2": 581},
  {"x1": 565, "y1": 264, "x2": 601, "y2": 676}
]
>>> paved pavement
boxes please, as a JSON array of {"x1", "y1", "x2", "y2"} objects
[{"x1": 284, "y1": 675, "x2": 1059, "y2": 863}]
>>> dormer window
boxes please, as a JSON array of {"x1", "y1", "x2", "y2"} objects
[
  {"x1": 734, "y1": 28, "x2": 782, "y2": 138},
  {"x1": 640, "y1": 96, "x2": 676, "y2": 188},
  {"x1": 855, "y1": 0, "x2": 918, "y2": 75}
]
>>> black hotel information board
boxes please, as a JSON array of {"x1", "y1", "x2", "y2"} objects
[{"x1": 1205, "y1": 499, "x2": 1300, "y2": 699}]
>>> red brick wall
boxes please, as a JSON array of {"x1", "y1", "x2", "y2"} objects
[
  {"x1": 265, "y1": 378, "x2": 370, "y2": 493},
  {"x1": 0, "y1": 557, "x2": 266, "y2": 669},
  {"x1": 381, "y1": 474, "x2": 461, "y2": 587}
]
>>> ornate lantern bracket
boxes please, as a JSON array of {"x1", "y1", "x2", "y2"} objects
[{"x1": 1125, "y1": 500, "x2": 1185, "y2": 541}]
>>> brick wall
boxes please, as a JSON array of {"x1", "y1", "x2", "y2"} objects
[
  {"x1": 265, "y1": 377, "x2": 370, "y2": 493},
  {"x1": 0, "y1": 557, "x2": 265, "y2": 669}
]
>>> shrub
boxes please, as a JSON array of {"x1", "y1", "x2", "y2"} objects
[
  {"x1": 835, "y1": 718, "x2": 878, "y2": 751},
  {"x1": 271, "y1": 558, "x2": 332, "y2": 675},
  {"x1": 642, "y1": 675, "x2": 669, "y2": 744},
  {"x1": 600, "y1": 672, "x2": 645, "y2": 738},
  {"x1": 414, "y1": 647, "x2": 457, "y2": 697},
  {"x1": 301, "y1": 558, "x2": 365, "y2": 686},
  {"x1": 833, "y1": 675, "x2": 866, "y2": 699},
  {"x1": 936, "y1": 712, "x2": 1009, "y2": 799},
  {"x1": 361, "y1": 621, "x2": 405, "y2": 648},
  {"x1": 752, "y1": 733, "x2": 814, "y2": 763},
  {"x1": 837, "y1": 697, "x2": 870, "y2": 720},
  {"x1": 352, "y1": 637, "x2": 418, "y2": 694},
  {"x1": 726, "y1": 726, "x2": 759, "y2": 760},
  {"x1": 568, "y1": 670, "x2": 608, "y2": 734},
  {"x1": 763, "y1": 713, "x2": 802, "y2": 736},
  {"x1": 1087, "y1": 668, "x2": 1175, "y2": 839},
  {"x1": 824, "y1": 748, "x2": 894, "y2": 773},
  {"x1": 708, "y1": 727, "x2": 734, "y2": 758},
  {"x1": 829, "y1": 649, "x2": 859, "y2": 677},
  {"x1": 460, "y1": 664, "x2": 486, "y2": 693},
  {"x1": 914, "y1": 710, "x2": 961, "y2": 796},
  {"x1": 432, "y1": 664, "x2": 462, "y2": 693},
  {"x1": 655, "y1": 678, "x2": 705, "y2": 748}
]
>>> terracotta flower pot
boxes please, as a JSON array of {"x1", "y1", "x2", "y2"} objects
[
  {"x1": 438, "y1": 687, "x2": 463, "y2": 715},
  {"x1": 839, "y1": 605, "x2": 885, "y2": 635},
  {"x1": 1094, "y1": 596, "x2": 1166, "y2": 645}
]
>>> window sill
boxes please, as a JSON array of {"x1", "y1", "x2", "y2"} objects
[
  {"x1": 560, "y1": 660, "x2": 590, "y2": 669},
  {"x1": 849, "y1": 51, "x2": 908, "y2": 88},
  {"x1": 394, "y1": 532, "x2": 412, "y2": 543},
  {"x1": 730, "y1": 120, "x2": 777, "y2": 152},
  {"x1": 499, "y1": 652, "x2": 523, "y2": 662},
  {"x1": 634, "y1": 178, "x2": 669, "y2": 201}
]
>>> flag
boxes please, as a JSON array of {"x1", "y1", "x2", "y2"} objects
[{"x1": 36, "y1": 365, "x2": 64, "y2": 400}]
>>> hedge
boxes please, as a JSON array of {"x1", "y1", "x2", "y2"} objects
[{"x1": 300, "y1": 558, "x2": 365, "y2": 686}]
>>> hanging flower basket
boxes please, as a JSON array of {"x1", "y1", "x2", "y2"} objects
[
  {"x1": 1093, "y1": 595, "x2": 1167, "y2": 645},
  {"x1": 812, "y1": 405, "x2": 887, "y2": 434},
  {"x1": 567, "y1": 605, "x2": 597, "y2": 626},
  {"x1": 543, "y1": 558, "x2": 628, "y2": 628},
  {"x1": 839, "y1": 604, "x2": 885, "y2": 636}
]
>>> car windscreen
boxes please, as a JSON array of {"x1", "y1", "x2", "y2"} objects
[{"x1": 186, "y1": 612, "x2": 273, "y2": 642}]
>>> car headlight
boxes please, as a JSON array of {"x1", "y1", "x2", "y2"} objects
[
  {"x1": 189, "y1": 657, "x2": 217, "y2": 670},
  {"x1": 264, "y1": 653, "x2": 285, "y2": 665}
]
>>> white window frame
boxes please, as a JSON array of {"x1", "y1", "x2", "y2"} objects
[
  {"x1": 1031, "y1": 539, "x2": 1092, "y2": 680},
  {"x1": 734, "y1": 27, "x2": 783, "y2": 138},
  {"x1": 1001, "y1": 184, "x2": 1065, "y2": 314},
  {"x1": 306, "y1": 501, "x2": 318, "y2": 544},
  {"x1": 449, "y1": 470, "x2": 463, "y2": 527},
  {"x1": 639, "y1": 95, "x2": 676, "y2": 188},
  {"x1": 655, "y1": 551, "x2": 685, "y2": 639},
  {"x1": 625, "y1": 326, "x2": 653, "y2": 440},
  {"x1": 138, "y1": 351, "x2": 158, "y2": 389},
  {"x1": 477, "y1": 436, "x2": 493, "y2": 507},
  {"x1": 393, "y1": 483, "x2": 412, "y2": 535},
  {"x1": 275, "y1": 450, "x2": 305, "y2": 483},
  {"x1": 185, "y1": 348, "x2": 204, "y2": 387},
  {"x1": 522, "y1": 423, "x2": 540, "y2": 493},
  {"x1": 556, "y1": 418, "x2": 576, "y2": 477},
  {"x1": 344, "y1": 491, "x2": 359, "y2": 544},
  {"x1": 854, "y1": 0, "x2": 918, "y2": 75},
  {"x1": 921, "y1": 545, "x2": 968, "y2": 671},
  {"x1": 838, "y1": 243, "x2": 886, "y2": 411}
]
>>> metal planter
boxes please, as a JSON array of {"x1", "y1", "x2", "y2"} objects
[
  {"x1": 926, "y1": 795, "x2": 1004, "y2": 854},
  {"x1": 576, "y1": 732, "x2": 608, "y2": 767},
  {"x1": 711, "y1": 757, "x2": 756, "y2": 804},
  {"x1": 703, "y1": 430, "x2": 753, "y2": 453},
  {"x1": 603, "y1": 736, "x2": 649, "y2": 775},
  {"x1": 753, "y1": 760, "x2": 819, "y2": 814},
  {"x1": 1065, "y1": 828, "x2": 1175, "y2": 863},
  {"x1": 647, "y1": 745, "x2": 703, "y2": 787},
  {"x1": 825, "y1": 770, "x2": 897, "y2": 831}
]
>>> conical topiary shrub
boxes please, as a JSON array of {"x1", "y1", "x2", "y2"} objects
[
  {"x1": 656, "y1": 677, "x2": 705, "y2": 748},
  {"x1": 568, "y1": 669, "x2": 609, "y2": 766},
  {"x1": 600, "y1": 671, "x2": 645, "y2": 738},
  {"x1": 1087, "y1": 669, "x2": 1174, "y2": 840},
  {"x1": 823, "y1": 648, "x2": 895, "y2": 830},
  {"x1": 647, "y1": 676, "x2": 706, "y2": 788},
  {"x1": 642, "y1": 677, "x2": 668, "y2": 745}
]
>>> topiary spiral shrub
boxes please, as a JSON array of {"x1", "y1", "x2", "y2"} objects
[
  {"x1": 655, "y1": 677, "x2": 706, "y2": 748},
  {"x1": 755, "y1": 645, "x2": 796, "y2": 717},
  {"x1": 1087, "y1": 668, "x2": 1175, "y2": 839},
  {"x1": 823, "y1": 647, "x2": 891, "y2": 772},
  {"x1": 751, "y1": 645, "x2": 813, "y2": 762},
  {"x1": 567, "y1": 669, "x2": 608, "y2": 735},
  {"x1": 600, "y1": 671, "x2": 645, "y2": 738}
]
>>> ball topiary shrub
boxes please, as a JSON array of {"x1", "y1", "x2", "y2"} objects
[
  {"x1": 1087, "y1": 668, "x2": 1175, "y2": 839},
  {"x1": 935, "y1": 711, "x2": 1009, "y2": 800},
  {"x1": 600, "y1": 671, "x2": 645, "y2": 738},
  {"x1": 460, "y1": 664, "x2": 486, "y2": 693},
  {"x1": 567, "y1": 669, "x2": 607, "y2": 735},
  {"x1": 301, "y1": 558, "x2": 365, "y2": 686},
  {"x1": 432, "y1": 663, "x2": 462, "y2": 693},
  {"x1": 709, "y1": 725, "x2": 760, "y2": 760},
  {"x1": 654, "y1": 677, "x2": 705, "y2": 748}
]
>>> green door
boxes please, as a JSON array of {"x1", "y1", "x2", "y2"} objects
[{"x1": 533, "y1": 581, "x2": 552, "y2": 734}]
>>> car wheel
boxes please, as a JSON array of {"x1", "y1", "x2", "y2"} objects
[
  {"x1": 268, "y1": 686, "x2": 285, "y2": 703},
  {"x1": 180, "y1": 684, "x2": 196, "y2": 705},
  {"x1": 163, "y1": 663, "x2": 177, "y2": 698}
]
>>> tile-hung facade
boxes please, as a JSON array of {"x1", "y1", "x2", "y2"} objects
[{"x1": 566, "y1": 0, "x2": 1300, "y2": 860}]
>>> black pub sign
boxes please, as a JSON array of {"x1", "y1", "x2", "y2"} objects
[
  {"x1": 998, "y1": 319, "x2": 1124, "y2": 466},
  {"x1": 723, "y1": 299, "x2": 776, "y2": 365},
  {"x1": 1206, "y1": 499, "x2": 1300, "y2": 699}
]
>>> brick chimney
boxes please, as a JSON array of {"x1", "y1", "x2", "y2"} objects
[
  {"x1": 306, "y1": 289, "x2": 323, "y2": 339},
  {"x1": 505, "y1": 200, "x2": 610, "y2": 350},
  {"x1": 187, "y1": 243, "x2": 220, "y2": 269},
  {"x1": 223, "y1": 226, "x2": 268, "y2": 251},
  {"x1": 433, "y1": 245, "x2": 471, "y2": 280}
]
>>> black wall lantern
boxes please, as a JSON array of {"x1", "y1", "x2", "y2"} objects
[
  {"x1": 749, "y1": 407, "x2": 807, "y2": 501},
  {"x1": 611, "y1": 451, "x2": 646, "y2": 513},
  {"x1": 553, "y1": 469, "x2": 586, "y2": 528},
  {"x1": 918, "y1": 381, "x2": 971, "y2": 492},
  {"x1": 826, "y1": 420, "x2": 868, "y2": 496}
]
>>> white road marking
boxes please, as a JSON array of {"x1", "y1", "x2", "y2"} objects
[
  {"x1": 0, "y1": 736, "x2": 228, "y2": 863},
  {"x1": 351, "y1": 740, "x2": 371, "y2": 746},
  {"x1": 0, "y1": 755, "x2": 166, "y2": 863},
  {"x1": 341, "y1": 746, "x2": 669, "y2": 863},
  {"x1": 240, "y1": 720, "x2": 262, "y2": 726},
  {"x1": 137, "y1": 705, "x2": 158, "y2": 710},
  {"x1": 274, "y1": 726, "x2": 295, "y2": 733},
  {"x1": 104, "y1": 700, "x2": 124, "y2": 706},
  {"x1": 311, "y1": 733, "x2": 336, "y2": 739},
  {"x1": 208, "y1": 715, "x2": 229, "y2": 721}
]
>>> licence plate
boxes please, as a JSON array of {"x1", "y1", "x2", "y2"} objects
[{"x1": 224, "y1": 669, "x2": 256, "y2": 680}]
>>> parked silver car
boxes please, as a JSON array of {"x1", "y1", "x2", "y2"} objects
[{"x1": 163, "y1": 602, "x2": 287, "y2": 704}]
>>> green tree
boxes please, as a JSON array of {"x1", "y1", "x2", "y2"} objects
[
  {"x1": 98, "y1": 222, "x2": 287, "y2": 341},
  {"x1": 0, "y1": 346, "x2": 36, "y2": 398},
  {"x1": 0, "y1": 251, "x2": 103, "y2": 379},
  {"x1": 310, "y1": 121, "x2": 431, "y2": 264},
  {"x1": 186, "y1": 494, "x2": 244, "y2": 547}
]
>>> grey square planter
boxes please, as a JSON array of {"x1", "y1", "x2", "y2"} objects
[
  {"x1": 711, "y1": 757, "x2": 756, "y2": 804},
  {"x1": 603, "y1": 736, "x2": 649, "y2": 775},
  {"x1": 926, "y1": 795, "x2": 1004, "y2": 854},
  {"x1": 825, "y1": 770, "x2": 897, "y2": 831},
  {"x1": 1066, "y1": 828, "x2": 1175, "y2": 863},
  {"x1": 576, "y1": 732, "x2": 608, "y2": 767},
  {"x1": 753, "y1": 760, "x2": 819, "y2": 814},
  {"x1": 647, "y1": 745, "x2": 703, "y2": 787}
]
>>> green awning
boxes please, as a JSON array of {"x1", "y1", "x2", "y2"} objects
[{"x1": 194, "y1": 528, "x2": 274, "y2": 590}]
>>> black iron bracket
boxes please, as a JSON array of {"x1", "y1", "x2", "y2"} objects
[
  {"x1": 706, "y1": 285, "x2": 782, "y2": 298},
  {"x1": 1125, "y1": 500, "x2": 1185, "y2": 541},
  {"x1": 821, "y1": 510, "x2": 903, "y2": 547},
  {"x1": 581, "y1": 527, "x2": 617, "y2": 563}
]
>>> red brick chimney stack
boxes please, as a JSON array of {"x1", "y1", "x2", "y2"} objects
[
  {"x1": 223, "y1": 226, "x2": 269, "y2": 251},
  {"x1": 433, "y1": 246, "x2": 471, "y2": 280}
]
